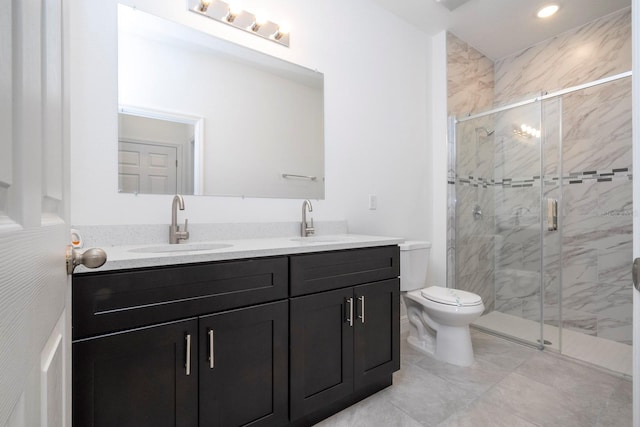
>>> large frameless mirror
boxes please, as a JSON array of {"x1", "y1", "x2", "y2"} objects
[{"x1": 117, "y1": 5, "x2": 325, "y2": 199}]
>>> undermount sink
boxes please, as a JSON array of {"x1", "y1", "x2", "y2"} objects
[{"x1": 129, "y1": 243, "x2": 233, "y2": 254}]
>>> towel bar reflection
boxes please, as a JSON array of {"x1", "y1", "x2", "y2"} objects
[{"x1": 282, "y1": 173, "x2": 317, "y2": 181}]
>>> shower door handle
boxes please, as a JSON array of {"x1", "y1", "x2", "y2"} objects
[
  {"x1": 547, "y1": 199, "x2": 558, "y2": 231},
  {"x1": 633, "y1": 258, "x2": 640, "y2": 292}
]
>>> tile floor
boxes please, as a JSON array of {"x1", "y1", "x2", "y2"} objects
[{"x1": 316, "y1": 330, "x2": 632, "y2": 427}]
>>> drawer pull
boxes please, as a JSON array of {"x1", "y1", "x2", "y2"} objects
[
  {"x1": 185, "y1": 334, "x2": 192, "y2": 376},
  {"x1": 208, "y1": 329, "x2": 215, "y2": 369},
  {"x1": 346, "y1": 298, "x2": 354, "y2": 327},
  {"x1": 358, "y1": 296, "x2": 365, "y2": 324}
]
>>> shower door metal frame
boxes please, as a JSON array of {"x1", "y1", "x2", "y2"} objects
[{"x1": 447, "y1": 70, "x2": 632, "y2": 350}]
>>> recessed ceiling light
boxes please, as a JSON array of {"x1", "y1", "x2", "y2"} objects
[{"x1": 537, "y1": 4, "x2": 559, "y2": 18}]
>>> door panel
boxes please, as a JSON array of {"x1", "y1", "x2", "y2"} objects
[
  {"x1": 290, "y1": 288, "x2": 354, "y2": 420},
  {"x1": 199, "y1": 300, "x2": 288, "y2": 427},
  {"x1": 0, "y1": 0, "x2": 70, "y2": 425},
  {"x1": 353, "y1": 279, "x2": 400, "y2": 389},
  {"x1": 119, "y1": 140, "x2": 178, "y2": 194}
]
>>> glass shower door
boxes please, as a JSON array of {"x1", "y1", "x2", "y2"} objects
[{"x1": 453, "y1": 100, "x2": 552, "y2": 348}]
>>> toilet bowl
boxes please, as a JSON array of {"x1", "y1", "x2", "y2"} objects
[{"x1": 400, "y1": 241, "x2": 484, "y2": 367}]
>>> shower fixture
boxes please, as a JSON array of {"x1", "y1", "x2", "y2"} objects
[{"x1": 475, "y1": 127, "x2": 495, "y2": 136}]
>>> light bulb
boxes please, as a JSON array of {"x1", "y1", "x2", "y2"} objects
[
  {"x1": 198, "y1": 0, "x2": 212, "y2": 12},
  {"x1": 537, "y1": 4, "x2": 559, "y2": 18}
]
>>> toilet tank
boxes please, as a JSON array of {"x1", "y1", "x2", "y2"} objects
[{"x1": 399, "y1": 241, "x2": 431, "y2": 291}]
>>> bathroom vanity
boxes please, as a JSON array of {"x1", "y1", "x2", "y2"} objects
[{"x1": 71, "y1": 236, "x2": 401, "y2": 427}]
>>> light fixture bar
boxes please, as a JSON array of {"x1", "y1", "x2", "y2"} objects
[{"x1": 188, "y1": 0, "x2": 290, "y2": 47}]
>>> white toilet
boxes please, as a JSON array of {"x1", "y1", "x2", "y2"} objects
[{"x1": 400, "y1": 241, "x2": 484, "y2": 367}]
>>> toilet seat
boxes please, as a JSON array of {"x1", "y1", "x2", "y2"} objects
[{"x1": 420, "y1": 286, "x2": 482, "y2": 307}]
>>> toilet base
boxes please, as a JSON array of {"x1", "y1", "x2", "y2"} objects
[{"x1": 407, "y1": 324, "x2": 475, "y2": 367}]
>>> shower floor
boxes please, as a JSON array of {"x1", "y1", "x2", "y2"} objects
[{"x1": 473, "y1": 311, "x2": 632, "y2": 377}]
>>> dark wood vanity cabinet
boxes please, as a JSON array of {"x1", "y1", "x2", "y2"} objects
[
  {"x1": 72, "y1": 245, "x2": 400, "y2": 427},
  {"x1": 289, "y1": 247, "x2": 400, "y2": 424},
  {"x1": 73, "y1": 318, "x2": 199, "y2": 427},
  {"x1": 199, "y1": 300, "x2": 289, "y2": 427},
  {"x1": 72, "y1": 257, "x2": 288, "y2": 427}
]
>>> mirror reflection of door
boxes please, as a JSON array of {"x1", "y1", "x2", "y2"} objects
[
  {"x1": 118, "y1": 140, "x2": 178, "y2": 194},
  {"x1": 118, "y1": 112, "x2": 195, "y2": 195}
]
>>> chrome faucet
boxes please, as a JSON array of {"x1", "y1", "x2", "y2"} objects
[
  {"x1": 170, "y1": 195, "x2": 189, "y2": 244},
  {"x1": 301, "y1": 199, "x2": 315, "y2": 237}
]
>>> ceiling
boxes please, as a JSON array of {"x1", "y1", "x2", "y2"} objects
[{"x1": 369, "y1": 0, "x2": 631, "y2": 60}]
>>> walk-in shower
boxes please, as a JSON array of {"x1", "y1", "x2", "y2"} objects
[{"x1": 448, "y1": 72, "x2": 633, "y2": 375}]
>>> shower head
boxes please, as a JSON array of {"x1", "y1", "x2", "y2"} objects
[{"x1": 475, "y1": 127, "x2": 495, "y2": 136}]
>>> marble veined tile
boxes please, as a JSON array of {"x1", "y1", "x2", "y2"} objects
[
  {"x1": 513, "y1": 352, "x2": 621, "y2": 412},
  {"x1": 470, "y1": 330, "x2": 536, "y2": 370},
  {"x1": 563, "y1": 214, "x2": 632, "y2": 250},
  {"x1": 597, "y1": 179, "x2": 633, "y2": 216},
  {"x1": 494, "y1": 9, "x2": 630, "y2": 103},
  {"x1": 563, "y1": 180, "x2": 597, "y2": 216},
  {"x1": 592, "y1": 283, "x2": 633, "y2": 323},
  {"x1": 597, "y1": 317, "x2": 632, "y2": 345},
  {"x1": 481, "y1": 372, "x2": 605, "y2": 427},
  {"x1": 596, "y1": 379, "x2": 633, "y2": 426},
  {"x1": 415, "y1": 352, "x2": 510, "y2": 396},
  {"x1": 598, "y1": 244, "x2": 634, "y2": 285},
  {"x1": 447, "y1": 32, "x2": 494, "y2": 116},
  {"x1": 438, "y1": 399, "x2": 538, "y2": 427},
  {"x1": 383, "y1": 363, "x2": 477, "y2": 426},
  {"x1": 315, "y1": 392, "x2": 423, "y2": 427}
]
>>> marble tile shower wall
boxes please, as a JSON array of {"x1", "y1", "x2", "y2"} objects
[
  {"x1": 492, "y1": 8, "x2": 633, "y2": 344},
  {"x1": 446, "y1": 33, "x2": 495, "y2": 312},
  {"x1": 493, "y1": 9, "x2": 631, "y2": 105},
  {"x1": 448, "y1": 8, "x2": 632, "y2": 344}
]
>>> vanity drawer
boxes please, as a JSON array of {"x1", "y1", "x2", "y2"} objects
[
  {"x1": 290, "y1": 245, "x2": 399, "y2": 296},
  {"x1": 72, "y1": 256, "x2": 288, "y2": 339}
]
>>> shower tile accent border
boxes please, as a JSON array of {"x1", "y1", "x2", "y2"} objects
[{"x1": 449, "y1": 168, "x2": 632, "y2": 189}]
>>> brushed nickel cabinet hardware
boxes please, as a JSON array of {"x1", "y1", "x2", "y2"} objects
[
  {"x1": 357, "y1": 296, "x2": 365, "y2": 324},
  {"x1": 346, "y1": 298, "x2": 354, "y2": 327},
  {"x1": 185, "y1": 334, "x2": 192, "y2": 376},
  {"x1": 208, "y1": 329, "x2": 215, "y2": 369}
]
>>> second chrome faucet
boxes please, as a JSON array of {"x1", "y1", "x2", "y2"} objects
[
  {"x1": 170, "y1": 194, "x2": 190, "y2": 244},
  {"x1": 301, "y1": 199, "x2": 315, "y2": 237}
]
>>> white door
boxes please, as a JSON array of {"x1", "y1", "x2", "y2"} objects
[
  {"x1": 1, "y1": 0, "x2": 70, "y2": 426},
  {"x1": 633, "y1": 1, "x2": 639, "y2": 426},
  {"x1": 118, "y1": 140, "x2": 178, "y2": 194}
]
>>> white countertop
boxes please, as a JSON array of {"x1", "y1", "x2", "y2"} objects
[{"x1": 74, "y1": 234, "x2": 404, "y2": 273}]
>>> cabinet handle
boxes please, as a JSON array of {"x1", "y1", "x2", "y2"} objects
[
  {"x1": 357, "y1": 296, "x2": 365, "y2": 324},
  {"x1": 185, "y1": 334, "x2": 192, "y2": 376},
  {"x1": 346, "y1": 297, "x2": 354, "y2": 327},
  {"x1": 208, "y1": 329, "x2": 215, "y2": 369}
]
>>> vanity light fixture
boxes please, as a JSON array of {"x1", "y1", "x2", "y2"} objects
[
  {"x1": 198, "y1": 0, "x2": 212, "y2": 12},
  {"x1": 273, "y1": 23, "x2": 290, "y2": 41},
  {"x1": 536, "y1": 4, "x2": 559, "y2": 18},
  {"x1": 224, "y1": 3, "x2": 242, "y2": 23},
  {"x1": 188, "y1": 0, "x2": 290, "y2": 47}
]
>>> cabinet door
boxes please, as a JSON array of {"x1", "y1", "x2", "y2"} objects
[
  {"x1": 199, "y1": 300, "x2": 288, "y2": 427},
  {"x1": 73, "y1": 318, "x2": 198, "y2": 427},
  {"x1": 353, "y1": 279, "x2": 400, "y2": 390},
  {"x1": 290, "y1": 288, "x2": 355, "y2": 420}
]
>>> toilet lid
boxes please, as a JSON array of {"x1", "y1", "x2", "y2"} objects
[{"x1": 420, "y1": 286, "x2": 482, "y2": 307}]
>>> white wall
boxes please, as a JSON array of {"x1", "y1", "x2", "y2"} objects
[{"x1": 70, "y1": 0, "x2": 438, "y2": 269}]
